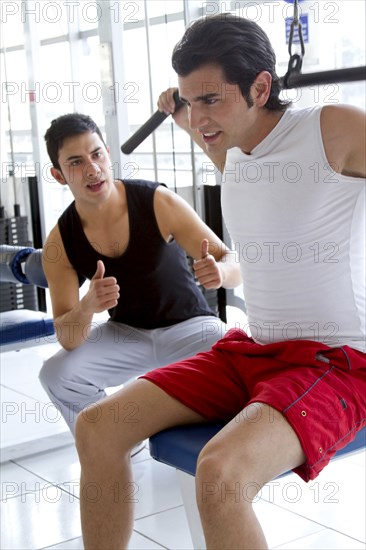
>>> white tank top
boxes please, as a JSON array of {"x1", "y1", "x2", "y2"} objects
[{"x1": 221, "y1": 106, "x2": 366, "y2": 352}]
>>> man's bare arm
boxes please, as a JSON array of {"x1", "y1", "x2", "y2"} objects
[
  {"x1": 42, "y1": 227, "x2": 119, "y2": 351},
  {"x1": 321, "y1": 105, "x2": 366, "y2": 179},
  {"x1": 154, "y1": 186, "x2": 241, "y2": 290}
]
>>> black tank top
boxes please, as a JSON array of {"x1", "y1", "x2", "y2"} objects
[{"x1": 58, "y1": 179, "x2": 214, "y2": 328}]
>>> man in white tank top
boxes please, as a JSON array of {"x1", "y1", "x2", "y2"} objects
[{"x1": 76, "y1": 14, "x2": 366, "y2": 549}]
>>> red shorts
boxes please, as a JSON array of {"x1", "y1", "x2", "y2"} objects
[{"x1": 141, "y1": 328, "x2": 366, "y2": 481}]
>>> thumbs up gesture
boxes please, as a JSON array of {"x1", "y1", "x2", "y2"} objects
[
  {"x1": 84, "y1": 260, "x2": 120, "y2": 314},
  {"x1": 92, "y1": 259, "x2": 106, "y2": 281},
  {"x1": 193, "y1": 239, "x2": 223, "y2": 289}
]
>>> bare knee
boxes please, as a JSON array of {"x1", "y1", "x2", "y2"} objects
[
  {"x1": 75, "y1": 402, "x2": 131, "y2": 467},
  {"x1": 196, "y1": 444, "x2": 231, "y2": 486},
  {"x1": 75, "y1": 404, "x2": 103, "y2": 461},
  {"x1": 196, "y1": 438, "x2": 261, "y2": 488},
  {"x1": 196, "y1": 442, "x2": 261, "y2": 515}
]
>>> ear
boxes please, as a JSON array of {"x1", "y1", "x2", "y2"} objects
[
  {"x1": 50, "y1": 167, "x2": 67, "y2": 186},
  {"x1": 251, "y1": 71, "x2": 272, "y2": 107}
]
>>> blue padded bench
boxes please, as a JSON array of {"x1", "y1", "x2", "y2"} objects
[
  {"x1": 0, "y1": 309, "x2": 55, "y2": 350},
  {"x1": 150, "y1": 423, "x2": 366, "y2": 476},
  {"x1": 150, "y1": 419, "x2": 366, "y2": 547},
  {"x1": 0, "y1": 245, "x2": 55, "y2": 352}
]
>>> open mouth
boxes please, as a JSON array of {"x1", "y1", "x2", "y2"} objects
[
  {"x1": 87, "y1": 180, "x2": 104, "y2": 192},
  {"x1": 202, "y1": 131, "x2": 221, "y2": 143}
]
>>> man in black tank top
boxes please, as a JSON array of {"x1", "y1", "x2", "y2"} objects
[{"x1": 39, "y1": 112, "x2": 241, "y2": 437}]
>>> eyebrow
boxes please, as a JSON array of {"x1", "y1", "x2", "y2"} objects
[
  {"x1": 179, "y1": 93, "x2": 220, "y2": 104},
  {"x1": 64, "y1": 147, "x2": 102, "y2": 162}
]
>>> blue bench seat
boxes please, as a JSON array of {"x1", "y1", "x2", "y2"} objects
[
  {"x1": 150, "y1": 423, "x2": 366, "y2": 477},
  {"x1": 0, "y1": 245, "x2": 55, "y2": 352},
  {"x1": 0, "y1": 309, "x2": 55, "y2": 348}
]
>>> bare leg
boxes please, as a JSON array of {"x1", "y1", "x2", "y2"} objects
[
  {"x1": 196, "y1": 403, "x2": 306, "y2": 549},
  {"x1": 75, "y1": 379, "x2": 205, "y2": 550}
]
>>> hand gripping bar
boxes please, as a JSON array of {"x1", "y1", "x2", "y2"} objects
[{"x1": 121, "y1": 91, "x2": 184, "y2": 155}]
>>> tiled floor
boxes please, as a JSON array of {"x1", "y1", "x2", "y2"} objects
[{"x1": 1, "y1": 334, "x2": 365, "y2": 549}]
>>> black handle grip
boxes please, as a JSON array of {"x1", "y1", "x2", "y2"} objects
[{"x1": 121, "y1": 91, "x2": 184, "y2": 155}]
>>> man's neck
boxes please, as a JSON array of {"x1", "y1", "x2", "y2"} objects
[
  {"x1": 240, "y1": 109, "x2": 285, "y2": 155},
  {"x1": 76, "y1": 180, "x2": 126, "y2": 228}
]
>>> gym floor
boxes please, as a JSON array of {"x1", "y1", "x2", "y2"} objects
[{"x1": 1, "y1": 314, "x2": 365, "y2": 550}]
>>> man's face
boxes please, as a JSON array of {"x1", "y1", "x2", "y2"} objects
[
  {"x1": 51, "y1": 131, "x2": 114, "y2": 206},
  {"x1": 178, "y1": 64, "x2": 256, "y2": 155}
]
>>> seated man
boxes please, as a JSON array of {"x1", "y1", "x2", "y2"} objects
[
  {"x1": 75, "y1": 14, "x2": 366, "y2": 550},
  {"x1": 40, "y1": 112, "x2": 241, "y2": 434}
]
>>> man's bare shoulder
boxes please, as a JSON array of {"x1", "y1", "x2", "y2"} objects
[
  {"x1": 43, "y1": 224, "x2": 62, "y2": 254},
  {"x1": 154, "y1": 184, "x2": 194, "y2": 211},
  {"x1": 154, "y1": 183, "x2": 177, "y2": 202},
  {"x1": 321, "y1": 104, "x2": 366, "y2": 178},
  {"x1": 42, "y1": 225, "x2": 71, "y2": 272},
  {"x1": 321, "y1": 105, "x2": 366, "y2": 131}
]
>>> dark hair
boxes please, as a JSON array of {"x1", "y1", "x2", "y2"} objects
[
  {"x1": 44, "y1": 113, "x2": 106, "y2": 170},
  {"x1": 172, "y1": 14, "x2": 289, "y2": 111}
]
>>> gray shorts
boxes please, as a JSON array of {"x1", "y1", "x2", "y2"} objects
[{"x1": 39, "y1": 316, "x2": 226, "y2": 431}]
